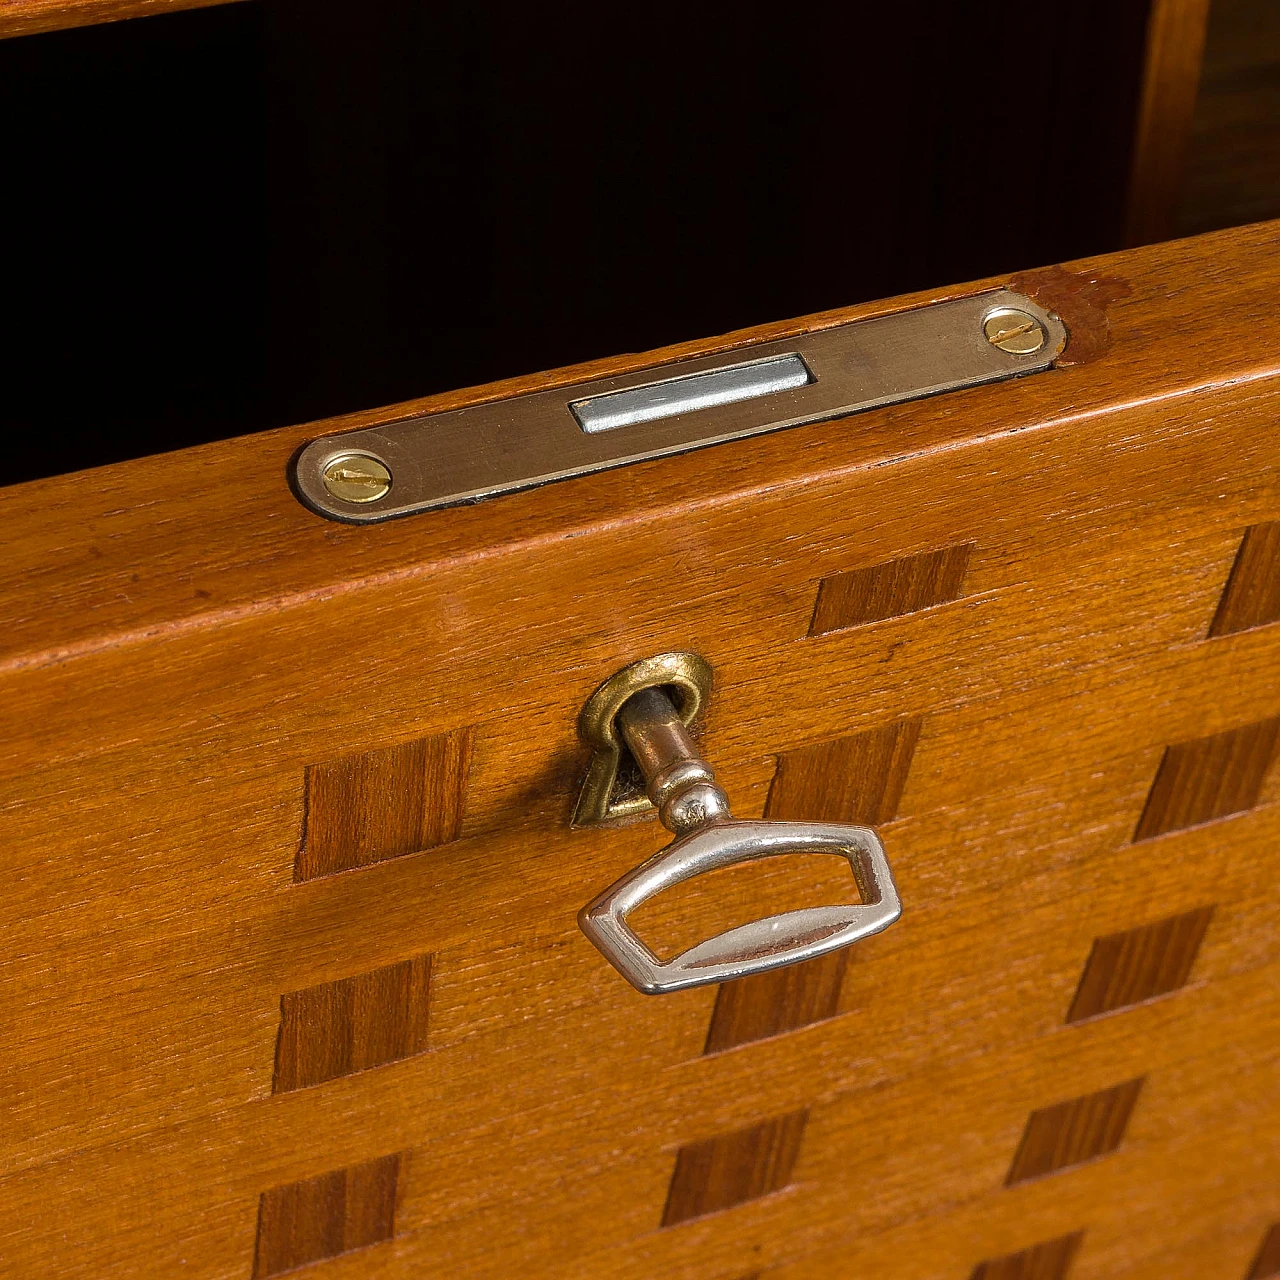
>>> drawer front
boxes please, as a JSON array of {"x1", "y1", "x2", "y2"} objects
[{"x1": 2, "y1": 225, "x2": 1279, "y2": 1279}]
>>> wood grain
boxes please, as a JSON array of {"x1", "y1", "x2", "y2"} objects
[
  {"x1": 969, "y1": 1231, "x2": 1084, "y2": 1280},
  {"x1": 1124, "y1": 0, "x2": 1214, "y2": 245},
  {"x1": 808, "y1": 544, "x2": 971, "y2": 636},
  {"x1": 273, "y1": 955, "x2": 431, "y2": 1094},
  {"x1": 298, "y1": 729, "x2": 472, "y2": 881},
  {"x1": 0, "y1": 229, "x2": 1279, "y2": 1277},
  {"x1": 1133, "y1": 717, "x2": 1280, "y2": 841},
  {"x1": 1176, "y1": 0, "x2": 1280, "y2": 237},
  {"x1": 1006, "y1": 1078, "x2": 1144, "y2": 1186},
  {"x1": 253, "y1": 1153, "x2": 400, "y2": 1278},
  {"x1": 1210, "y1": 522, "x2": 1280, "y2": 637},
  {"x1": 0, "y1": 0, "x2": 244, "y2": 40},
  {"x1": 1007, "y1": 264, "x2": 1132, "y2": 369},
  {"x1": 661, "y1": 1110, "x2": 808, "y2": 1228},
  {"x1": 764, "y1": 719, "x2": 921, "y2": 826},
  {"x1": 704, "y1": 951, "x2": 848, "y2": 1056},
  {"x1": 704, "y1": 718, "x2": 920, "y2": 1054},
  {"x1": 1066, "y1": 906, "x2": 1214, "y2": 1023},
  {"x1": 1250, "y1": 1223, "x2": 1280, "y2": 1279}
]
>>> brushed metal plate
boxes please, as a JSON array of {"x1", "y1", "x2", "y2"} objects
[{"x1": 292, "y1": 289, "x2": 1066, "y2": 523}]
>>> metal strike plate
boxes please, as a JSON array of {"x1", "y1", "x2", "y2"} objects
[{"x1": 293, "y1": 289, "x2": 1066, "y2": 523}]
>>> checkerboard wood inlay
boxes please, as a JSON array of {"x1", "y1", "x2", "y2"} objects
[
  {"x1": 297, "y1": 728, "x2": 473, "y2": 881},
  {"x1": 253, "y1": 1154, "x2": 401, "y2": 1278},
  {"x1": 1006, "y1": 1079, "x2": 1143, "y2": 1185}
]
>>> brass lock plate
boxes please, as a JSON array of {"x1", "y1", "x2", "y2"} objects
[{"x1": 292, "y1": 289, "x2": 1066, "y2": 523}]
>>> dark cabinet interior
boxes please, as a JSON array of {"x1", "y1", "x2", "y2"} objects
[{"x1": 1, "y1": 0, "x2": 1275, "y2": 485}]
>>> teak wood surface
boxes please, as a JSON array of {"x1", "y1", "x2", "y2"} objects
[
  {"x1": 1, "y1": 223, "x2": 1279, "y2": 1279},
  {"x1": 0, "y1": 0, "x2": 243, "y2": 39}
]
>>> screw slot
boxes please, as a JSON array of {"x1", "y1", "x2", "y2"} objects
[
  {"x1": 322, "y1": 453, "x2": 393, "y2": 503},
  {"x1": 983, "y1": 307, "x2": 1047, "y2": 355}
]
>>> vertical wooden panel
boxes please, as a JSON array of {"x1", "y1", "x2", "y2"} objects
[
  {"x1": 1134, "y1": 718, "x2": 1280, "y2": 841},
  {"x1": 765, "y1": 719, "x2": 921, "y2": 827},
  {"x1": 970, "y1": 1231, "x2": 1085, "y2": 1280},
  {"x1": 808, "y1": 544, "x2": 972, "y2": 635},
  {"x1": 1123, "y1": 0, "x2": 1213, "y2": 246},
  {"x1": 297, "y1": 727, "x2": 472, "y2": 881},
  {"x1": 1006, "y1": 1079, "x2": 1144, "y2": 1185},
  {"x1": 703, "y1": 951, "x2": 847, "y2": 1056},
  {"x1": 662, "y1": 1111, "x2": 808, "y2": 1228},
  {"x1": 273, "y1": 955, "x2": 432, "y2": 1093},
  {"x1": 1250, "y1": 1224, "x2": 1280, "y2": 1279},
  {"x1": 1066, "y1": 906, "x2": 1214, "y2": 1023},
  {"x1": 1210, "y1": 522, "x2": 1280, "y2": 637},
  {"x1": 253, "y1": 1153, "x2": 400, "y2": 1278}
]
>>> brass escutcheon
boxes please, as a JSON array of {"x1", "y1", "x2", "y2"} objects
[{"x1": 572, "y1": 652, "x2": 713, "y2": 827}]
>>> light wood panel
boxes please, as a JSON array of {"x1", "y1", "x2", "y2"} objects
[{"x1": 0, "y1": 227, "x2": 1278, "y2": 1277}]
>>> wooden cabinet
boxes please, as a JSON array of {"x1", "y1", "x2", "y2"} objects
[
  {"x1": 3, "y1": 222, "x2": 1279, "y2": 1278},
  {"x1": 3, "y1": 4, "x2": 1279, "y2": 1278}
]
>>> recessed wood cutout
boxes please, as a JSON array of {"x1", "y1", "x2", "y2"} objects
[
  {"x1": 766, "y1": 718, "x2": 922, "y2": 826},
  {"x1": 253, "y1": 1153, "x2": 400, "y2": 1278},
  {"x1": 1249, "y1": 1224, "x2": 1280, "y2": 1279},
  {"x1": 704, "y1": 949, "x2": 848, "y2": 1055},
  {"x1": 273, "y1": 954, "x2": 432, "y2": 1093},
  {"x1": 703, "y1": 720, "x2": 921, "y2": 1054},
  {"x1": 808, "y1": 543, "x2": 972, "y2": 636},
  {"x1": 1006, "y1": 1078, "x2": 1143, "y2": 1185},
  {"x1": 1133, "y1": 718, "x2": 1280, "y2": 842},
  {"x1": 1210, "y1": 521, "x2": 1280, "y2": 638},
  {"x1": 1066, "y1": 905, "x2": 1214, "y2": 1023},
  {"x1": 662, "y1": 1110, "x2": 808, "y2": 1228},
  {"x1": 970, "y1": 1231, "x2": 1084, "y2": 1280},
  {"x1": 297, "y1": 727, "x2": 473, "y2": 881}
]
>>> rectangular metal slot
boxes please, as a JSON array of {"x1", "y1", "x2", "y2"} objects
[
  {"x1": 570, "y1": 353, "x2": 812, "y2": 434},
  {"x1": 293, "y1": 288, "x2": 1067, "y2": 523}
]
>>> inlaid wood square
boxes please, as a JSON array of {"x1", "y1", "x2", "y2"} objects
[
  {"x1": 273, "y1": 954, "x2": 432, "y2": 1093},
  {"x1": 704, "y1": 950, "x2": 847, "y2": 1055},
  {"x1": 297, "y1": 727, "x2": 473, "y2": 881},
  {"x1": 1250, "y1": 1224, "x2": 1280, "y2": 1279},
  {"x1": 765, "y1": 718, "x2": 922, "y2": 826},
  {"x1": 662, "y1": 1110, "x2": 808, "y2": 1227},
  {"x1": 1210, "y1": 521, "x2": 1280, "y2": 637},
  {"x1": 253, "y1": 1153, "x2": 400, "y2": 1278},
  {"x1": 808, "y1": 543, "x2": 972, "y2": 636},
  {"x1": 701, "y1": 719, "x2": 921, "y2": 1055},
  {"x1": 970, "y1": 1231, "x2": 1084, "y2": 1280},
  {"x1": 1133, "y1": 718, "x2": 1280, "y2": 842},
  {"x1": 1066, "y1": 906, "x2": 1214, "y2": 1023},
  {"x1": 1005, "y1": 1078, "x2": 1143, "y2": 1185}
]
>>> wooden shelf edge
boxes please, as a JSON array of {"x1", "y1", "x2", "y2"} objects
[{"x1": 0, "y1": 0, "x2": 248, "y2": 41}]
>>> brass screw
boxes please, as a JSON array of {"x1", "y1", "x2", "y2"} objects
[
  {"x1": 322, "y1": 453, "x2": 392, "y2": 503},
  {"x1": 983, "y1": 308, "x2": 1047, "y2": 355}
]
